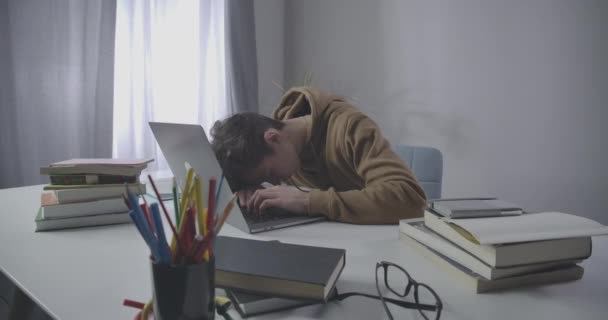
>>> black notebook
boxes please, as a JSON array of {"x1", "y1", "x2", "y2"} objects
[
  {"x1": 225, "y1": 287, "x2": 338, "y2": 318},
  {"x1": 214, "y1": 236, "x2": 346, "y2": 301}
]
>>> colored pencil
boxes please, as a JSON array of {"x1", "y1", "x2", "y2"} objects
[{"x1": 147, "y1": 175, "x2": 184, "y2": 258}]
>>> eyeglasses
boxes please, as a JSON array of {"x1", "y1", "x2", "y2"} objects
[
  {"x1": 332, "y1": 261, "x2": 442, "y2": 319},
  {"x1": 376, "y1": 261, "x2": 443, "y2": 320}
]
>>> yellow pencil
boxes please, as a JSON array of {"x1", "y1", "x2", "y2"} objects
[
  {"x1": 194, "y1": 176, "x2": 206, "y2": 235},
  {"x1": 140, "y1": 299, "x2": 153, "y2": 320},
  {"x1": 179, "y1": 168, "x2": 196, "y2": 227},
  {"x1": 214, "y1": 193, "x2": 237, "y2": 234},
  {"x1": 170, "y1": 168, "x2": 195, "y2": 255}
]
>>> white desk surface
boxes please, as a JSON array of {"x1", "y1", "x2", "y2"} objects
[{"x1": 0, "y1": 185, "x2": 607, "y2": 320}]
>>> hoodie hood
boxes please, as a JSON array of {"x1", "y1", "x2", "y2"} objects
[{"x1": 272, "y1": 87, "x2": 344, "y2": 142}]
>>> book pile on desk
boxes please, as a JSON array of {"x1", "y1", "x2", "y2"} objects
[
  {"x1": 399, "y1": 198, "x2": 608, "y2": 293},
  {"x1": 35, "y1": 158, "x2": 153, "y2": 231},
  {"x1": 215, "y1": 236, "x2": 345, "y2": 317}
]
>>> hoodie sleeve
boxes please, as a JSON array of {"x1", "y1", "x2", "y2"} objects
[{"x1": 307, "y1": 114, "x2": 428, "y2": 224}]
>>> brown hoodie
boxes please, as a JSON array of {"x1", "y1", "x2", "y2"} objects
[{"x1": 272, "y1": 87, "x2": 427, "y2": 224}]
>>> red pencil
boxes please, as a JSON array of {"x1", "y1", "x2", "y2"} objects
[
  {"x1": 187, "y1": 206, "x2": 196, "y2": 246},
  {"x1": 187, "y1": 234, "x2": 204, "y2": 261},
  {"x1": 140, "y1": 204, "x2": 155, "y2": 234},
  {"x1": 192, "y1": 231, "x2": 214, "y2": 263},
  {"x1": 207, "y1": 218, "x2": 214, "y2": 257},
  {"x1": 179, "y1": 206, "x2": 195, "y2": 255},
  {"x1": 207, "y1": 178, "x2": 216, "y2": 226},
  {"x1": 207, "y1": 177, "x2": 217, "y2": 256},
  {"x1": 123, "y1": 299, "x2": 145, "y2": 309},
  {"x1": 147, "y1": 174, "x2": 185, "y2": 257}
]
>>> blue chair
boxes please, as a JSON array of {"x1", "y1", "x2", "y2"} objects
[{"x1": 394, "y1": 145, "x2": 443, "y2": 200}]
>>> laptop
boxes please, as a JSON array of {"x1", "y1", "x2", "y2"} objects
[{"x1": 149, "y1": 122, "x2": 326, "y2": 234}]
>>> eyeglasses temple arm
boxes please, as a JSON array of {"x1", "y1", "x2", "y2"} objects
[{"x1": 332, "y1": 292, "x2": 438, "y2": 311}]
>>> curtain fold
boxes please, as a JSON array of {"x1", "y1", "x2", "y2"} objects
[
  {"x1": 225, "y1": 0, "x2": 259, "y2": 113},
  {"x1": 0, "y1": 0, "x2": 116, "y2": 188},
  {"x1": 0, "y1": 0, "x2": 21, "y2": 188}
]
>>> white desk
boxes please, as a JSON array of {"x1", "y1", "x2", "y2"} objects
[{"x1": 0, "y1": 185, "x2": 607, "y2": 320}]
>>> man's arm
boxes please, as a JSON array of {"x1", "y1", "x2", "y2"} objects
[{"x1": 308, "y1": 114, "x2": 428, "y2": 224}]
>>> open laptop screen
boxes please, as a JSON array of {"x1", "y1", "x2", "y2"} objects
[{"x1": 149, "y1": 122, "x2": 240, "y2": 218}]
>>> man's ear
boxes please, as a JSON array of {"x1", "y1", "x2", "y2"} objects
[{"x1": 263, "y1": 129, "x2": 280, "y2": 145}]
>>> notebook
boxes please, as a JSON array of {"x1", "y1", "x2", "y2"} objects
[
  {"x1": 34, "y1": 208, "x2": 131, "y2": 231},
  {"x1": 399, "y1": 220, "x2": 582, "y2": 280},
  {"x1": 447, "y1": 212, "x2": 608, "y2": 244},
  {"x1": 225, "y1": 287, "x2": 337, "y2": 318},
  {"x1": 41, "y1": 192, "x2": 128, "y2": 219},
  {"x1": 47, "y1": 158, "x2": 153, "y2": 167},
  {"x1": 400, "y1": 233, "x2": 584, "y2": 293},
  {"x1": 51, "y1": 183, "x2": 146, "y2": 203},
  {"x1": 214, "y1": 236, "x2": 345, "y2": 301},
  {"x1": 431, "y1": 199, "x2": 523, "y2": 218},
  {"x1": 40, "y1": 158, "x2": 153, "y2": 176},
  {"x1": 423, "y1": 210, "x2": 592, "y2": 268}
]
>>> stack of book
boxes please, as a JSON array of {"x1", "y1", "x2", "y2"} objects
[
  {"x1": 215, "y1": 236, "x2": 345, "y2": 317},
  {"x1": 399, "y1": 199, "x2": 608, "y2": 293},
  {"x1": 35, "y1": 158, "x2": 153, "y2": 231}
]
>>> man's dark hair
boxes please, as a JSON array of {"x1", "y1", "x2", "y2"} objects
[{"x1": 211, "y1": 112, "x2": 285, "y2": 191}]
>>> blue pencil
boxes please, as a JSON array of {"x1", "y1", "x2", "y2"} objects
[
  {"x1": 150, "y1": 203, "x2": 172, "y2": 264},
  {"x1": 127, "y1": 191, "x2": 160, "y2": 261},
  {"x1": 129, "y1": 209, "x2": 160, "y2": 261}
]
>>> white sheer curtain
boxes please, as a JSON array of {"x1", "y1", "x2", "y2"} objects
[
  {"x1": 113, "y1": 0, "x2": 227, "y2": 172},
  {"x1": 0, "y1": 0, "x2": 116, "y2": 188}
]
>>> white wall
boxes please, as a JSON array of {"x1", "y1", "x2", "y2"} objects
[
  {"x1": 257, "y1": 0, "x2": 608, "y2": 223},
  {"x1": 254, "y1": 0, "x2": 285, "y2": 116}
]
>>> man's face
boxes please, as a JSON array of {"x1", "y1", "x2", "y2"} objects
[{"x1": 245, "y1": 130, "x2": 300, "y2": 186}]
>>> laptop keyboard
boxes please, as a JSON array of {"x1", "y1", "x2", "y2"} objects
[{"x1": 241, "y1": 207, "x2": 306, "y2": 224}]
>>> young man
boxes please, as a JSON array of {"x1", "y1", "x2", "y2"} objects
[{"x1": 211, "y1": 87, "x2": 427, "y2": 224}]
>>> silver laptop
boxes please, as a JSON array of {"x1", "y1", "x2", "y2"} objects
[{"x1": 149, "y1": 122, "x2": 326, "y2": 234}]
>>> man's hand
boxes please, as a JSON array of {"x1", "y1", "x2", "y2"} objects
[
  {"x1": 237, "y1": 188, "x2": 257, "y2": 208},
  {"x1": 247, "y1": 185, "x2": 310, "y2": 215}
]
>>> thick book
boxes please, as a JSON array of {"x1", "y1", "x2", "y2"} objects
[
  {"x1": 34, "y1": 208, "x2": 132, "y2": 231},
  {"x1": 49, "y1": 174, "x2": 138, "y2": 185},
  {"x1": 47, "y1": 158, "x2": 153, "y2": 166},
  {"x1": 43, "y1": 183, "x2": 145, "y2": 191},
  {"x1": 52, "y1": 184, "x2": 146, "y2": 203},
  {"x1": 400, "y1": 233, "x2": 584, "y2": 293},
  {"x1": 214, "y1": 236, "x2": 345, "y2": 301},
  {"x1": 431, "y1": 199, "x2": 523, "y2": 218},
  {"x1": 445, "y1": 211, "x2": 608, "y2": 244},
  {"x1": 40, "y1": 158, "x2": 153, "y2": 176},
  {"x1": 399, "y1": 219, "x2": 582, "y2": 280},
  {"x1": 225, "y1": 288, "x2": 337, "y2": 318},
  {"x1": 424, "y1": 210, "x2": 592, "y2": 267},
  {"x1": 41, "y1": 193, "x2": 128, "y2": 219}
]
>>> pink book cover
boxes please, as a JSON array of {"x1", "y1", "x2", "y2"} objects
[{"x1": 41, "y1": 191, "x2": 59, "y2": 207}]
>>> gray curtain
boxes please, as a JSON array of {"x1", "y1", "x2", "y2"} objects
[
  {"x1": 225, "y1": 0, "x2": 259, "y2": 113},
  {"x1": 0, "y1": 0, "x2": 116, "y2": 188}
]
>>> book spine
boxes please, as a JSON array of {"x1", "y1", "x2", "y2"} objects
[{"x1": 50, "y1": 175, "x2": 138, "y2": 185}]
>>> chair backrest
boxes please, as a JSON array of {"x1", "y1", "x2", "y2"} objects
[{"x1": 393, "y1": 145, "x2": 443, "y2": 200}]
